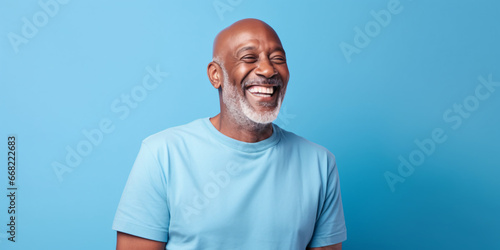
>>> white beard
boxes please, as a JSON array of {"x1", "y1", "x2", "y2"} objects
[{"x1": 220, "y1": 66, "x2": 283, "y2": 127}]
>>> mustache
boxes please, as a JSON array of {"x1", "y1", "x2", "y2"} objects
[{"x1": 242, "y1": 77, "x2": 283, "y2": 88}]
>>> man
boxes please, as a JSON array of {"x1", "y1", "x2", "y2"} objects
[{"x1": 113, "y1": 18, "x2": 346, "y2": 250}]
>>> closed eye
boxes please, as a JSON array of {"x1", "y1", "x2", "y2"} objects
[
  {"x1": 242, "y1": 56, "x2": 257, "y2": 63},
  {"x1": 271, "y1": 57, "x2": 286, "y2": 64}
]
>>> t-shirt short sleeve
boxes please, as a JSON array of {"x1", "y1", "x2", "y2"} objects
[
  {"x1": 112, "y1": 142, "x2": 170, "y2": 242},
  {"x1": 308, "y1": 154, "x2": 347, "y2": 248}
]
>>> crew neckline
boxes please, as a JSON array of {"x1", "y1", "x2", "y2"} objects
[{"x1": 201, "y1": 117, "x2": 281, "y2": 153}]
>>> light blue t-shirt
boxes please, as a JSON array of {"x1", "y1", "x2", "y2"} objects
[{"x1": 112, "y1": 117, "x2": 346, "y2": 249}]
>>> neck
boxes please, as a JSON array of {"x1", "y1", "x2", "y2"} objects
[{"x1": 209, "y1": 113, "x2": 273, "y2": 143}]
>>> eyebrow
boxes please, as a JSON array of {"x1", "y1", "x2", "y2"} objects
[
  {"x1": 236, "y1": 46, "x2": 286, "y2": 56},
  {"x1": 236, "y1": 46, "x2": 257, "y2": 56},
  {"x1": 272, "y1": 47, "x2": 286, "y2": 55}
]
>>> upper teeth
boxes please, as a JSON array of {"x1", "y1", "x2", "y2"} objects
[{"x1": 248, "y1": 86, "x2": 274, "y2": 95}]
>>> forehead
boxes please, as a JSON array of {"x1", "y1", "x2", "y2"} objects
[{"x1": 224, "y1": 28, "x2": 284, "y2": 56}]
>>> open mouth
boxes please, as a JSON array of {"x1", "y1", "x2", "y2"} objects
[{"x1": 246, "y1": 85, "x2": 278, "y2": 98}]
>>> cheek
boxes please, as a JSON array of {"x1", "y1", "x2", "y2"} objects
[
  {"x1": 278, "y1": 66, "x2": 290, "y2": 84},
  {"x1": 233, "y1": 65, "x2": 254, "y2": 82}
]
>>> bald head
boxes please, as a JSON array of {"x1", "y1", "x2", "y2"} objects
[
  {"x1": 207, "y1": 18, "x2": 289, "y2": 131},
  {"x1": 212, "y1": 18, "x2": 284, "y2": 63}
]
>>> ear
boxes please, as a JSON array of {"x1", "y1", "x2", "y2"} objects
[{"x1": 207, "y1": 61, "x2": 222, "y2": 89}]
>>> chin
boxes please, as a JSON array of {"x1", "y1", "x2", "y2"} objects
[{"x1": 243, "y1": 104, "x2": 281, "y2": 124}]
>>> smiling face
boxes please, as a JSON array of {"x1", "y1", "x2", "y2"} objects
[
  {"x1": 210, "y1": 19, "x2": 290, "y2": 127},
  {"x1": 220, "y1": 62, "x2": 284, "y2": 125}
]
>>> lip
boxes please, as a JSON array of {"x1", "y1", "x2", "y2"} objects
[{"x1": 245, "y1": 85, "x2": 279, "y2": 102}]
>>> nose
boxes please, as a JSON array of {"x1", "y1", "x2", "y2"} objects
[{"x1": 255, "y1": 57, "x2": 277, "y2": 79}]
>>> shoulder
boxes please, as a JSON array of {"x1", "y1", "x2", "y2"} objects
[
  {"x1": 141, "y1": 118, "x2": 206, "y2": 152},
  {"x1": 276, "y1": 125, "x2": 336, "y2": 164}
]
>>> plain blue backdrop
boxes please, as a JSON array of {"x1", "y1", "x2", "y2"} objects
[{"x1": 1, "y1": 0, "x2": 499, "y2": 249}]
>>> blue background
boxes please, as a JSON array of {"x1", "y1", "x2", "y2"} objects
[{"x1": 1, "y1": 0, "x2": 499, "y2": 249}]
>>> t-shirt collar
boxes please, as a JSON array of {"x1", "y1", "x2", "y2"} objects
[{"x1": 202, "y1": 117, "x2": 281, "y2": 153}]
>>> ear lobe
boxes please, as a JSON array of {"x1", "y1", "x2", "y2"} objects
[{"x1": 207, "y1": 62, "x2": 222, "y2": 89}]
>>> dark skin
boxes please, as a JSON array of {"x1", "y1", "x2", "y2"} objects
[
  {"x1": 116, "y1": 18, "x2": 341, "y2": 250},
  {"x1": 207, "y1": 18, "x2": 289, "y2": 143}
]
